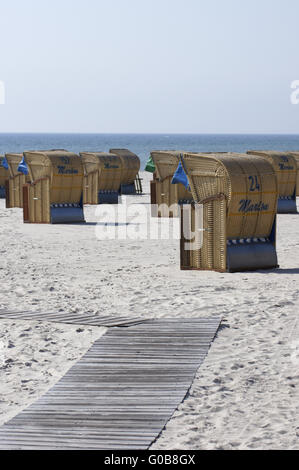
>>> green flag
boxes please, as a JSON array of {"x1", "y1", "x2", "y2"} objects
[{"x1": 145, "y1": 155, "x2": 155, "y2": 173}]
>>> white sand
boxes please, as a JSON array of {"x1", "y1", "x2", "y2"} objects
[
  {"x1": 0, "y1": 171, "x2": 299, "y2": 449},
  {"x1": 0, "y1": 320, "x2": 106, "y2": 426}
]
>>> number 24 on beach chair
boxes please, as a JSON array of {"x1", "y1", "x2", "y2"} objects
[{"x1": 175, "y1": 152, "x2": 279, "y2": 273}]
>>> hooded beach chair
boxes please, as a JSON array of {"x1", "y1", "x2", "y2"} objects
[
  {"x1": 287, "y1": 152, "x2": 299, "y2": 197},
  {"x1": 0, "y1": 155, "x2": 8, "y2": 198},
  {"x1": 22, "y1": 150, "x2": 85, "y2": 224},
  {"x1": 80, "y1": 152, "x2": 121, "y2": 204},
  {"x1": 4, "y1": 153, "x2": 29, "y2": 208},
  {"x1": 177, "y1": 152, "x2": 279, "y2": 272},
  {"x1": 247, "y1": 151, "x2": 297, "y2": 213},
  {"x1": 109, "y1": 149, "x2": 142, "y2": 194},
  {"x1": 150, "y1": 151, "x2": 193, "y2": 217}
]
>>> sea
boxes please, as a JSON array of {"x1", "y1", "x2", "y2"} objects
[{"x1": 1, "y1": 133, "x2": 299, "y2": 169}]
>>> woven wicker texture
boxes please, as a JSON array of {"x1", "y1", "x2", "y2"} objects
[
  {"x1": 23, "y1": 150, "x2": 83, "y2": 205},
  {"x1": 151, "y1": 151, "x2": 192, "y2": 217},
  {"x1": 5, "y1": 153, "x2": 24, "y2": 179},
  {"x1": 23, "y1": 179, "x2": 51, "y2": 223},
  {"x1": 109, "y1": 149, "x2": 140, "y2": 185},
  {"x1": 0, "y1": 155, "x2": 8, "y2": 188},
  {"x1": 80, "y1": 152, "x2": 122, "y2": 204},
  {"x1": 247, "y1": 151, "x2": 297, "y2": 198},
  {"x1": 5, "y1": 153, "x2": 29, "y2": 208},
  {"x1": 288, "y1": 152, "x2": 299, "y2": 196},
  {"x1": 151, "y1": 150, "x2": 183, "y2": 180},
  {"x1": 181, "y1": 152, "x2": 278, "y2": 271}
]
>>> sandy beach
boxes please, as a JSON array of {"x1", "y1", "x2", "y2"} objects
[{"x1": 0, "y1": 171, "x2": 299, "y2": 450}]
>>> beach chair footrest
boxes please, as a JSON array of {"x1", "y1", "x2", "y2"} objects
[
  {"x1": 120, "y1": 183, "x2": 136, "y2": 195},
  {"x1": 98, "y1": 191, "x2": 119, "y2": 204},
  {"x1": 277, "y1": 197, "x2": 297, "y2": 214},
  {"x1": 50, "y1": 205, "x2": 85, "y2": 224},
  {"x1": 227, "y1": 240, "x2": 278, "y2": 272}
]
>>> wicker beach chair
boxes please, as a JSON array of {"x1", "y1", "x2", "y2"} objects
[
  {"x1": 0, "y1": 155, "x2": 8, "y2": 199},
  {"x1": 4, "y1": 153, "x2": 30, "y2": 208},
  {"x1": 179, "y1": 152, "x2": 279, "y2": 272},
  {"x1": 247, "y1": 151, "x2": 297, "y2": 213},
  {"x1": 150, "y1": 151, "x2": 193, "y2": 217},
  {"x1": 288, "y1": 152, "x2": 299, "y2": 197},
  {"x1": 109, "y1": 149, "x2": 141, "y2": 195},
  {"x1": 22, "y1": 150, "x2": 85, "y2": 224},
  {"x1": 80, "y1": 152, "x2": 121, "y2": 204}
]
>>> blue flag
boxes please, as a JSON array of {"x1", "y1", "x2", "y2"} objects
[
  {"x1": 2, "y1": 157, "x2": 9, "y2": 170},
  {"x1": 171, "y1": 161, "x2": 190, "y2": 190},
  {"x1": 18, "y1": 156, "x2": 29, "y2": 175}
]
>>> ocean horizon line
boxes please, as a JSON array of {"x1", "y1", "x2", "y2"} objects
[{"x1": 1, "y1": 132, "x2": 299, "y2": 136}]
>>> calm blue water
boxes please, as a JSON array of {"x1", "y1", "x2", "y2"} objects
[{"x1": 1, "y1": 133, "x2": 299, "y2": 169}]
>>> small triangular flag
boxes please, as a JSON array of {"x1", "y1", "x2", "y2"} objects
[
  {"x1": 17, "y1": 156, "x2": 29, "y2": 175},
  {"x1": 171, "y1": 161, "x2": 190, "y2": 190}
]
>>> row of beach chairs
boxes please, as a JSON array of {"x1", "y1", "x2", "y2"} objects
[
  {"x1": 146, "y1": 150, "x2": 299, "y2": 273},
  {"x1": 1, "y1": 147, "x2": 298, "y2": 273},
  {"x1": 0, "y1": 149, "x2": 142, "y2": 224}
]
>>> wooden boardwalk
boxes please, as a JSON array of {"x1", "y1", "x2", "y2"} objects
[{"x1": 0, "y1": 317, "x2": 221, "y2": 450}]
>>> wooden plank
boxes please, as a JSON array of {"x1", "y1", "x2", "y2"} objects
[
  {"x1": 0, "y1": 310, "x2": 220, "y2": 328},
  {"x1": 0, "y1": 317, "x2": 221, "y2": 450},
  {"x1": 0, "y1": 310, "x2": 147, "y2": 327}
]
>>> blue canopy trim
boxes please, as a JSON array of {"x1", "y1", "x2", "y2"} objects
[
  {"x1": 17, "y1": 157, "x2": 29, "y2": 175},
  {"x1": 171, "y1": 161, "x2": 190, "y2": 191},
  {"x1": 2, "y1": 157, "x2": 9, "y2": 170}
]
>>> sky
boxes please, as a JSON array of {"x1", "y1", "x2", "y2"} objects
[{"x1": 0, "y1": 0, "x2": 299, "y2": 133}]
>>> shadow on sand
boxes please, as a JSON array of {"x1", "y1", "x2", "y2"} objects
[
  {"x1": 63, "y1": 222, "x2": 141, "y2": 227},
  {"x1": 257, "y1": 268, "x2": 299, "y2": 275}
]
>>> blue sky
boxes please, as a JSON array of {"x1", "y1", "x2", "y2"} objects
[{"x1": 0, "y1": 0, "x2": 298, "y2": 133}]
